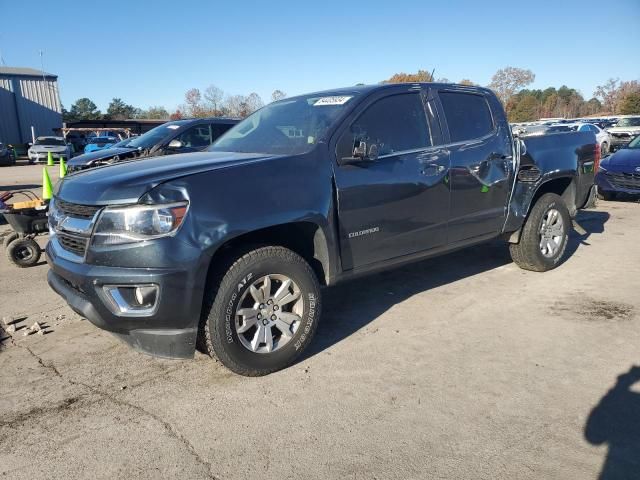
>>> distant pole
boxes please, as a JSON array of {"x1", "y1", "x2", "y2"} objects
[{"x1": 31, "y1": 126, "x2": 36, "y2": 143}]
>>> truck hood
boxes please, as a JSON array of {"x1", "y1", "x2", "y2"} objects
[
  {"x1": 607, "y1": 126, "x2": 640, "y2": 134},
  {"x1": 601, "y1": 148, "x2": 640, "y2": 170},
  {"x1": 57, "y1": 151, "x2": 281, "y2": 205},
  {"x1": 68, "y1": 147, "x2": 137, "y2": 166},
  {"x1": 30, "y1": 145, "x2": 67, "y2": 153}
]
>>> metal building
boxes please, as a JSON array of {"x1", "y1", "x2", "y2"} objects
[{"x1": 0, "y1": 67, "x2": 62, "y2": 146}]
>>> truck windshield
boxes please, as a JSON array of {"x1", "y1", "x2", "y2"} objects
[
  {"x1": 209, "y1": 94, "x2": 356, "y2": 155},
  {"x1": 119, "y1": 121, "x2": 190, "y2": 150},
  {"x1": 35, "y1": 137, "x2": 65, "y2": 146},
  {"x1": 627, "y1": 136, "x2": 640, "y2": 149},
  {"x1": 617, "y1": 118, "x2": 640, "y2": 127}
]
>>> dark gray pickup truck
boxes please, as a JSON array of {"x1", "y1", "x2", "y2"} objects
[{"x1": 46, "y1": 83, "x2": 598, "y2": 376}]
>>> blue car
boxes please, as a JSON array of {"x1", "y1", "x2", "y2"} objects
[
  {"x1": 596, "y1": 135, "x2": 640, "y2": 200},
  {"x1": 84, "y1": 136, "x2": 119, "y2": 154}
]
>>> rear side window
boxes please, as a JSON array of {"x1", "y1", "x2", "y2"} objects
[
  {"x1": 337, "y1": 93, "x2": 431, "y2": 159},
  {"x1": 439, "y1": 91, "x2": 494, "y2": 143}
]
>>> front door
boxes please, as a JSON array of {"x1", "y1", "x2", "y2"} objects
[{"x1": 334, "y1": 90, "x2": 450, "y2": 270}]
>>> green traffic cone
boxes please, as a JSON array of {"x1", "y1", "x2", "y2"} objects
[
  {"x1": 42, "y1": 167, "x2": 53, "y2": 200},
  {"x1": 59, "y1": 157, "x2": 67, "y2": 178},
  {"x1": 47, "y1": 151, "x2": 54, "y2": 166}
]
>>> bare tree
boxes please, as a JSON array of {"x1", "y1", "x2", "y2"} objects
[
  {"x1": 271, "y1": 90, "x2": 287, "y2": 102},
  {"x1": 184, "y1": 88, "x2": 204, "y2": 117},
  {"x1": 204, "y1": 85, "x2": 224, "y2": 116},
  {"x1": 488, "y1": 67, "x2": 535, "y2": 105},
  {"x1": 383, "y1": 70, "x2": 433, "y2": 84},
  {"x1": 459, "y1": 79, "x2": 475, "y2": 86},
  {"x1": 594, "y1": 78, "x2": 620, "y2": 113},
  {"x1": 245, "y1": 92, "x2": 264, "y2": 113}
]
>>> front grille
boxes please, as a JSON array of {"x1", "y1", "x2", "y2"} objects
[
  {"x1": 605, "y1": 172, "x2": 640, "y2": 191},
  {"x1": 56, "y1": 199, "x2": 101, "y2": 219},
  {"x1": 57, "y1": 231, "x2": 89, "y2": 256}
]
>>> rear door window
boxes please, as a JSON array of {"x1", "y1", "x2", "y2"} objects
[
  {"x1": 337, "y1": 93, "x2": 431, "y2": 160},
  {"x1": 439, "y1": 91, "x2": 494, "y2": 143}
]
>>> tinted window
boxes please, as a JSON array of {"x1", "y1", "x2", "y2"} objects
[
  {"x1": 439, "y1": 92, "x2": 494, "y2": 142},
  {"x1": 337, "y1": 93, "x2": 430, "y2": 159},
  {"x1": 176, "y1": 125, "x2": 212, "y2": 148},
  {"x1": 211, "y1": 123, "x2": 234, "y2": 140}
]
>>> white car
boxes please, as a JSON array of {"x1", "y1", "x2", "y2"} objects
[
  {"x1": 27, "y1": 136, "x2": 74, "y2": 164},
  {"x1": 607, "y1": 116, "x2": 640, "y2": 153},
  {"x1": 548, "y1": 123, "x2": 612, "y2": 155}
]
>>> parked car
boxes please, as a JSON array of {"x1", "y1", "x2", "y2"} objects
[
  {"x1": 46, "y1": 83, "x2": 597, "y2": 376},
  {"x1": 548, "y1": 123, "x2": 611, "y2": 155},
  {"x1": 64, "y1": 132, "x2": 88, "y2": 154},
  {"x1": 596, "y1": 134, "x2": 640, "y2": 200},
  {"x1": 27, "y1": 136, "x2": 73, "y2": 164},
  {"x1": 0, "y1": 141, "x2": 16, "y2": 166},
  {"x1": 607, "y1": 116, "x2": 640, "y2": 152},
  {"x1": 84, "y1": 136, "x2": 119, "y2": 154},
  {"x1": 67, "y1": 118, "x2": 238, "y2": 173}
]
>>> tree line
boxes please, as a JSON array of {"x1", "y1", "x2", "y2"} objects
[{"x1": 63, "y1": 68, "x2": 640, "y2": 123}]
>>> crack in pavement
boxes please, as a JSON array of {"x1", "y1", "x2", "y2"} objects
[{"x1": 3, "y1": 339, "x2": 220, "y2": 480}]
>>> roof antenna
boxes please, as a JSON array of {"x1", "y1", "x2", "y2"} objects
[{"x1": 430, "y1": 68, "x2": 436, "y2": 82}]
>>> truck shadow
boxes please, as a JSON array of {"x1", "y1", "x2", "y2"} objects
[
  {"x1": 585, "y1": 366, "x2": 640, "y2": 479},
  {"x1": 304, "y1": 209, "x2": 610, "y2": 359}
]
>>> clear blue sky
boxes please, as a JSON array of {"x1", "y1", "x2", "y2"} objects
[{"x1": 1, "y1": 0, "x2": 639, "y2": 112}]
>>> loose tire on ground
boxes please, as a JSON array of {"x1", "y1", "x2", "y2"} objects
[
  {"x1": 6, "y1": 237, "x2": 41, "y2": 268},
  {"x1": 201, "y1": 246, "x2": 321, "y2": 376},
  {"x1": 509, "y1": 193, "x2": 570, "y2": 272},
  {"x1": 3, "y1": 232, "x2": 20, "y2": 249}
]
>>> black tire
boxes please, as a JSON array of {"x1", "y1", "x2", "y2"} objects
[
  {"x1": 201, "y1": 246, "x2": 321, "y2": 376},
  {"x1": 6, "y1": 237, "x2": 41, "y2": 267},
  {"x1": 598, "y1": 189, "x2": 616, "y2": 201},
  {"x1": 509, "y1": 193, "x2": 570, "y2": 272},
  {"x1": 3, "y1": 232, "x2": 20, "y2": 249}
]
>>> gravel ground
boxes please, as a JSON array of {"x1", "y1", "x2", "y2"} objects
[{"x1": 1, "y1": 163, "x2": 639, "y2": 479}]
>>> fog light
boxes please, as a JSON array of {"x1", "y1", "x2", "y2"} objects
[{"x1": 102, "y1": 284, "x2": 159, "y2": 316}]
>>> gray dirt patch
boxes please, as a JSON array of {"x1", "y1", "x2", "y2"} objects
[{"x1": 554, "y1": 298, "x2": 635, "y2": 322}]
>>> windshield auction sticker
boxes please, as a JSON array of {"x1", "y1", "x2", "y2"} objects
[{"x1": 314, "y1": 96, "x2": 353, "y2": 106}]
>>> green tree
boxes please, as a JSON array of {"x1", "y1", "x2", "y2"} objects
[
  {"x1": 507, "y1": 95, "x2": 539, "y2": 122},
  {"x1": 68, "y1": 98, "x2": 101, "y2": 120},
  {"x1": 138, "y1": 106, "x2": 169, "y2": 119},
  {"x1": 106, "y1": 98, "x2": 138, "y2": 120},
  {"x1": 619, "y1": 92, "x2": 640, "y2": 114}
]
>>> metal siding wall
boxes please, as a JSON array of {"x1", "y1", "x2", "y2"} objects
[
  {"x1": 0, "y1": 77, "x2": 21, "y2": 144},
  {"x1": 0, "y1": 74, "x2": 62, "y2": 144},
  {"x1": 16, "y1": 77, "x2": 62, "y2": 142}
]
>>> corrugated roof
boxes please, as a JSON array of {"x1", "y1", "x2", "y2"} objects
[{"x1": 0, "y1": 66, "x2": 57, "y2": 78}]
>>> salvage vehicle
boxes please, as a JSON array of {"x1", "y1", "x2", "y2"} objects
[
  {"x1": 596, "y1": 134, "x2": 640, "y2": 200},
  {"x1": 607, "y1": 116, "x2": 640, "y2": 153},
  {"x1": 0, "y1": 141, "x2": 16, "y2": 166},
  {"x1": 28, "y1": 136, "x2": 73, "y2": 164},
  {"x1": 66, "y1": 118, "x2": 238, "y2": 173},
  {"x1": 83, "y1": 136, "x2": 119, "y2": 154},
  {"x1": 46, "y1": 83, "x2": 598, "y2": 376}
]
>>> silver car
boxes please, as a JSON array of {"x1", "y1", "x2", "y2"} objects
[{"x1": 27, "y1": 136, "x2": 73, "y2": 164}]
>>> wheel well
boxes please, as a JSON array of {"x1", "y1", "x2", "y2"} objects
[
  {"x1": 206, "y1": 222, "x2": 330, "y2": 286},
  {"x1": 530, "y1": 177, "x2": 575, "y2": 214}
]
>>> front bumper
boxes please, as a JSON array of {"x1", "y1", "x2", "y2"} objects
[
  {"x1": 609, "y1": 134, "x2": 639, "y2": 152},
  {"x1": 596, "y1": 171, "x2": 640, "y2": 195},
  {"x1": 29, "y1": 151, "x2": 65, "y2": 162},
  {"x1": 46, "y1": 239, "x2": 203, "y2": 359}
]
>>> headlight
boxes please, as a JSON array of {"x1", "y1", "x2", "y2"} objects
[{"x1": 92, "y1": 201, "x2": 188, "y2": 246}]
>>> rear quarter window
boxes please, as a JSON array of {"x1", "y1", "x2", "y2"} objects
[{"x1": 439, "y1": 91, "x2": 494, "y2": 143}]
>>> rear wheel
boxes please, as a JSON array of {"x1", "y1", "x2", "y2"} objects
[
  {"x1": 3, "y1": 232, "x2": 20, "y2": 249},
  {"x1": 6, "y1": 237, "x2": 41, "y2": 268},
  {"x1": 201, "y1": 246, "x2": 321, "y2": 376},
  {"x1": 509, "y1": 193, "x2": 570, "y2": 272}
]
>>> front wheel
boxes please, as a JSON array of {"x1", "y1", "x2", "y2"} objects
[
  {"x1": 509, "y1": 193, "x2": 570, "y2": 272},
  {"x1": 201, "y1": 246, "x2": 322, "y2": 376}
]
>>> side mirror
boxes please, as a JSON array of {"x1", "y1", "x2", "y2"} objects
[
  {"x1": 340, "y1": 141, "x2": 378, "y2": 165},
  {"x1": 167, "y1": 139, "x2": 184, "y2": 149}
]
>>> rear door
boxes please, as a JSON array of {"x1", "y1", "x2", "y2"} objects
[
  {"x1": 171, "y1": 123, "x2": 213, "y2": 153},
  {"x1": 436, "y1": 90, "x2": 514, "y2": 243},
  {"x1": 333, "y1": 88, "x2": 450, "y2": 270}
]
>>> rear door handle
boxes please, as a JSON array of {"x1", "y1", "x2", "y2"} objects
[{"x1": 421, "y1": 165, "x2": 446, "y2": 176}]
